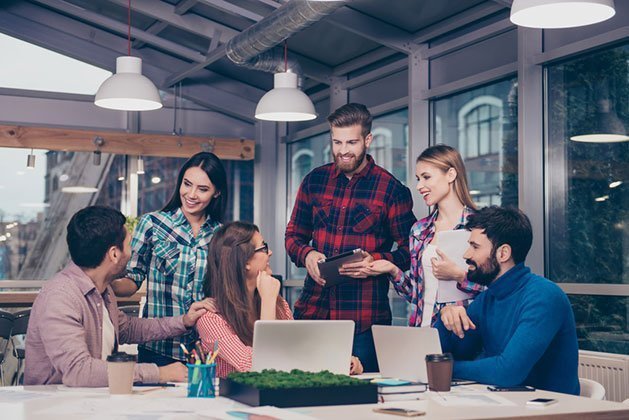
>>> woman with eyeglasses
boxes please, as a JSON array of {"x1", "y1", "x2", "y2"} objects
[{"x1": 197, "y1": 221, "x2": 364, "y2": 378}]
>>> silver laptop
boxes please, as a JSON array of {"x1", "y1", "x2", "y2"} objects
[
  {"x1": 372, "y1": 325, "x2": 442, "y2": 382},
  {"x1": 252, "y1": 320, "x2": 355, "y2": 375}
]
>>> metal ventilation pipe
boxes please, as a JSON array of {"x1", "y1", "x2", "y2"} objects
[{"x1": 225, "y1": 0, "x2": 347, "y2": 74}]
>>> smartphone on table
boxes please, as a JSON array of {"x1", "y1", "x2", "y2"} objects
[
  {"x1": 487, "y1": 385, "x2": 535, "y2": 392},
  {"x1": 526, "y1": 398, "x2": 558, "y2": 407},
  {"x1": 373, "y1": 407, "x2": 426, "y2": 417}
]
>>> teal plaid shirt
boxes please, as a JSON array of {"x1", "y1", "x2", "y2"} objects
[{"x1": 126, "y1": 208, "x2": 220, "y2": 361}]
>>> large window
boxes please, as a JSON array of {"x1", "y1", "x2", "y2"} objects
[
  {"x1": 546, "y1": 44, "x2": 628, "y2": 355},
  {"x1": 432, "y1": 78, "x2": 518, "y2": 208},
  {"x1": 285, "y1": 109, "x2": 409, "y2": 324},
  {"x1": 0, "y1": 148, "x2": 253, "y2": 282}
]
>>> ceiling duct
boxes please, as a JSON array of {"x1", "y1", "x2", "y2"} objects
[{"x1": 225, "y1": 0, "x2": 347, "y2": 75}]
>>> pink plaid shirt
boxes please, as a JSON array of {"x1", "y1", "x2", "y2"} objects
[{"x1": 391, "y1": 207, "x2": 484, "y2": 326}]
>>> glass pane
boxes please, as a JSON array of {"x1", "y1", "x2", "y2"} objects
[
  {"x1": 286, "y1": 133, "x2": 331, "y2": 281},
  {"x1": 433, "y1": 78, "x2": 519, "y2": 208},
  {"x1": 0, "y1": 148, "x2": 105, "y2": 280},
  {"x1": 136, "y1": 157, "x2": 254, "y2": 222},
  {"x1": 569, "y1": 295, "x2": 628, "y2": 355},
  {"x1": 546, "y1": 44, "x2": 628, "y2": 285}
]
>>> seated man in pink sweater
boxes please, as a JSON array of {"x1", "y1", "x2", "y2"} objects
[{"x1": 25, "y1": 206, "x2": 211, "y2": 387}]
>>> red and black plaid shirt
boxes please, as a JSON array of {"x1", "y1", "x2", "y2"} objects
[{"x1": 285, "y1": 155, "x2": 416, "y2": 332}]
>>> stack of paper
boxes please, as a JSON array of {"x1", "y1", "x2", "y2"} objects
[{"x1": 373, "y1": 379, "x2": 427, "y2": 402}]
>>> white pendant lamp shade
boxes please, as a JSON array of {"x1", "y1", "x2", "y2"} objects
[
  {"x1": 95, "y1": 56, "x2": 162, "y2": 111},
  {"x1": 510, "y1": 0, "x2": 615, "y2": 29},
  {"x1": 255, "y1": 72, "x2": 317, "y2": 122}
]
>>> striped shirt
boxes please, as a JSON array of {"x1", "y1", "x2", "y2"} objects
[
  {"x1": 391, "y1": 206, "x2": 484, "y2": 327},
  {"x1": 286, "y1": 155, "x2": 416, "y2": 333},
  {"x1": 126, "y1": 208, "x2": 220, "y2": 361},
  {"x1": 196, "y1": 297, "x2": 293, "y2": 378}
]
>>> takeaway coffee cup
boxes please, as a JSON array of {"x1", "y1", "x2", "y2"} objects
[
  {"x1": 107, "y1": 352, "x2": 137, "y2": 395},
  {"x1": 425, "y1": 353, "x2": 453, "y2": 392}
]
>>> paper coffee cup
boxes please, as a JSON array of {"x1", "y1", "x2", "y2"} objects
[
  {"x1": 425, "y1": 353, "x2": 453, "y2": 392},
  {"x1": 107, "y1": 352, "x2": 136, "y2": 395}
]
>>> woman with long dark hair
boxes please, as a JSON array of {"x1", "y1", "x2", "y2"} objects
[
  {"x1": 362, "y1": 145, "x2": 483, "y2": 326},
  {"x1": 112, "y1": 152, "x2": 228, "y2": 366},
  {"x1": 197, "y1": 221, "x2": 363, "y2": 378}
]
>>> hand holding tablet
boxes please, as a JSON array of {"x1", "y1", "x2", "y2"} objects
[{"x1": 317, "y1": 248, "x2": 365, "y2": 288}]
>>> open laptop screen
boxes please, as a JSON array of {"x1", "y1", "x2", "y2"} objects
[{"x1": 252, "y1": 320, "x2": 355, "y2": 375}]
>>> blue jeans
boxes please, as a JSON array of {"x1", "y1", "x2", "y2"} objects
[
  {"x1": 138, "y1": 347, "x2": 180, "y2": 367},
  {"x1": 352, "y1": 329, "x2": 379, "y2": 373}
]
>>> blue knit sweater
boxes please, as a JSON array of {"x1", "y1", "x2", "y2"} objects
[{"x1": 436, "y1": 263, "x2": 580, "y2": 395}]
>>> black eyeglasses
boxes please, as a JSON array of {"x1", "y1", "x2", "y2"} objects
[{"x1": 254, "y1": 241, "x2": 269, "y2": 254}]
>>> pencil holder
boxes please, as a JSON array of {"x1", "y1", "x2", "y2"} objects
[{"x1": 187, "y1": 363, "x2": 216, "y2": 398}]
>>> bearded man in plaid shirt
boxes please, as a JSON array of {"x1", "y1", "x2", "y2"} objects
[{"x1": 285, "y1": 103, "x2": 416, "y2": 372}]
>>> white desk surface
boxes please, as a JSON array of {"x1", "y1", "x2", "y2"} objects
[{"x1": 1, "y1": 383, "x2": 628, "y2": 420}]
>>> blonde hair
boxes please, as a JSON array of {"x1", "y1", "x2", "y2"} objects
[{"x1": 416, "y1": 144, "x2": 476, "y2": 210}]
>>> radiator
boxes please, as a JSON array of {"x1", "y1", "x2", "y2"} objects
[{"x1": 578, "y1": 350, "x2": 629, "y2": 402}]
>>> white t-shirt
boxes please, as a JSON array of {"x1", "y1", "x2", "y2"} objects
[{"x1": 101, "y1": 304, "x2": 115, "y2": 360}]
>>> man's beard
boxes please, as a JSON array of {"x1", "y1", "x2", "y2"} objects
[
  {"x1": 335, "y1": 147, "x2": 366, "y2": 174},
  {"x1": 466, "y1": 254, "x2": 500, "y2": 286}
]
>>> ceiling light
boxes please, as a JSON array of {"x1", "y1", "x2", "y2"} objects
[
  {"x1": 255, "y1": 72, "x2": 317, "y2": 121},
  {"x1": 469, "y1": 190, "x2": 481, "y2": 196},
  {"x1": 570, "y1": 79, "x2": 627, "y2": 143},
  {"x1": 59, "y1": 174, "x2": 69, "y2": 182},
  {"x1": 594, "y1": 195, "x2": 609, "y2": 202},
  {"x1": 609, "y1": 181, "x2": 622, "y2": 188},
  {"x1": 93, "y1": 150, "x2": 102, "y2": 166},
  {"x1": 94, "y1": 0, "x2": 162, "y2": 111},
  {"x1": 61, "y1": 186, "x2": 99, "y2": 194},
  {"x1": 137, "y1": 156, "x2": 145, "y2": 174},
  {"x1": 151, "y1": 176, "x2": 161, "y2": 184},
  {"x1": 255, "y1": 41, "x2": 316, "y2": 122},
  {"x1": 26, "y1": 148, "x2": 36, "y2": 169},
  {"x1": 510, "y1": 0, "x2": 615, "y2": 29}
]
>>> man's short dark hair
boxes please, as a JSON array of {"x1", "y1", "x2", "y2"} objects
[
  {"x1": 67, "y1": 206, "x2": 126, "y2": 268},
  {"x1": 327, "y1": 103, "x2": 372, "y2": 138},
  {"x1": 466, "y1": 206, "x2": 533, "y2": 264}
]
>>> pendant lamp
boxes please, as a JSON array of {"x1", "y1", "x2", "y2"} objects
[
  {"x1": 570, "y1": 79, "x2": 628, "y2": 143},
  {"x1": 255, "y1": 42, "x2": 316, "y2": 122},
  {"x1": 510, "y1": 0, "x2": 616, "y2": 29},
  {"x1": 94, "y1": 0, "x2": 162, "y2": 111}
]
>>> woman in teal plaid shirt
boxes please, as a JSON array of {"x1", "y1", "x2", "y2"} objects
[{"x1": 112, "y1": 152, "x2": 228, "y2": 365}]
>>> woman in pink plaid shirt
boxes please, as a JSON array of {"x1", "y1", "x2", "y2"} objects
[{"x1": 364, "y1": 145, "x2": 484, "y2": 327}]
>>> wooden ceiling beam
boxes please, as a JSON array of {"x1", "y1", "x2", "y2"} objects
[{"x1": 0, "y1": 124, "x2": 254, "y2": 161}]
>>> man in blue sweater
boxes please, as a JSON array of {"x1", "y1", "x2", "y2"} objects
[{"x1": 435, "y1": 206, "x2": 580, "y2": 395}]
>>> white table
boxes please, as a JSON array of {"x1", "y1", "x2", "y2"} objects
[{"x1": 0, "y1": 384, "x2": 628, "y2": 419}]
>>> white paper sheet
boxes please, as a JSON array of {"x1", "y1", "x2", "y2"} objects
[
  {"x1": 198, "y1": 405, "x2": 317, "y2": 420},
  {"x1": 432, "y1": 230, "x2": 474, "y2": 303},
  {"x1": 429, "y1": 392, "x2": 516, "y2": 407},
  {"x1": 36, "y1": 396, "x2": 239, "y2": 418},
  {"x1": 0, "y1": 388, "x2": 54, "y2": 402}
]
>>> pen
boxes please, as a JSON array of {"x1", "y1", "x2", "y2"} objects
[
  {"x1": 195, "y1": 340, "x2": 206, "y2": 364},
  {"x1": 134, "y1": 382, "x2": 176, "y2": 387},
  {"x1": 180, "y1": 343, "x2": 190, "y2": 355},
  {"x1": 207, "y1": 348, "x2": 220, "y2": 364}
]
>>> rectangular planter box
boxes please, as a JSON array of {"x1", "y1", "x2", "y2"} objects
[{"x1": 221, "y1": 379, "x2": 378, "y2": 408}]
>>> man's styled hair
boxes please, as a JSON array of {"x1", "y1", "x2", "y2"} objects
[
  {"x1": 66, "y1": 206, "x2": 126, "y2": 268},
  {"x1": 466, "y1": 206, "x2": 533, "y2": 264},
  {"x1": 327, "y1": 103, "x2": 372, "y2": 138}
]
